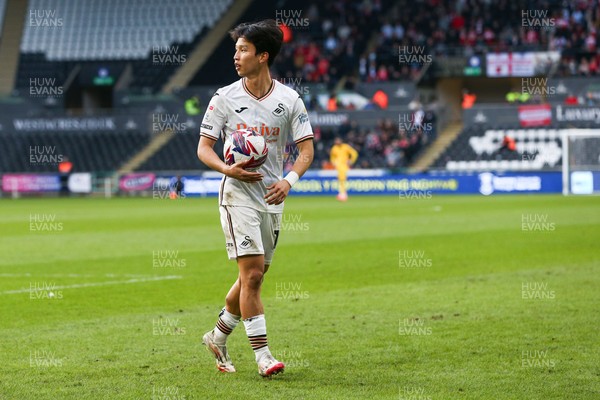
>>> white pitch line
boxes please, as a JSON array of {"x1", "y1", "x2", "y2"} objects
[
  {"x1": 0, "y1": 273, "x2": 164, "y2": 278},
  {"x1": 1, "y1": 275, "x2": 182, "y2": 295}
]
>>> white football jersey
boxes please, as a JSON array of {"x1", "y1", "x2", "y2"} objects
[{"x1": 200, "y1": 78, "x2": 313, "y2": 213}]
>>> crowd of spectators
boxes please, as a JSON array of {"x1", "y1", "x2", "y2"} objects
[
  {"x1": 274, "y1": 0, "x2": 600, "y2": 85},
  {"x1": 299, "y1": 112, "x2": 436, "y2": 170},
  {"x1": 375, "y1": 0, "x2": 599, "y2": 80},
  {"x1": 273, "y1": 0, "x2": 387, "y2": 89}
]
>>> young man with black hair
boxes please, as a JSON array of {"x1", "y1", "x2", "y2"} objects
[{"x1": 197, "y1": 20, "x2": 314, "y2": 377}]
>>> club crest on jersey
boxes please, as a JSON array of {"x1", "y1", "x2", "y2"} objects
[
  {"x1": 272, "y1": 103, "x2": 285, "y2": 117},
  {"x1": 236, "y1": 123, "x2": 280, "y2": 141},
  {"x1": 239, "y1": 235, "x2": 253, "y2": 249}
]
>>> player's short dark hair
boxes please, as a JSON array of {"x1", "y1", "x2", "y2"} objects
[{"x1": 229, "y1": 20, "x2": 283, "y2": 67}]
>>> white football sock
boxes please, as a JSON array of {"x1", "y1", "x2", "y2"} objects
[
  {"x1": 213, "y1": 307, "x2": 240, "y2": 345},
  {"x1": 243, "y1": 314, "x2": 271, "y2": 362}
]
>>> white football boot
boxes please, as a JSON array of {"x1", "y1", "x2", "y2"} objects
[
  {"x1": 202, "y1": 330, "x2": 236, "y2": 373},
  {"x1": 257, "y1": 354, "x2": 285, "y2": 377}
]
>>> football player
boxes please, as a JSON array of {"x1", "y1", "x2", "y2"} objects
[{"x1": 197, "y1": 20, "x2": 314, "y2": 377}]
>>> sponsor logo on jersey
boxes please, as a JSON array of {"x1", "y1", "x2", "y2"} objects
[
  {"x1": 235, "y1": 107, "x2": 248, "y2": 113},
  {"x1": 272, "y1": 103, "x2": 285, "y2": 117},
  {"x1": 239, "y1": 235, "x2": 253, "y2": 249},
  {"x1": 236, "y1": 123, "x2": 280, "y2": 140},
  {"x1": 298, "y1": 113, "x2": 308, "y2": 124},
  {"x1": 201, "y1": 123, "x2": 213, "y2": 130},
  {"x1": 204, "y1": 106, "x2": 213, "y2": 121}
]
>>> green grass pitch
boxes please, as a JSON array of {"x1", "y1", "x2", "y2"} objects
[{"x1": 0, "y1": 194, "x2": 598, "y2": 399}]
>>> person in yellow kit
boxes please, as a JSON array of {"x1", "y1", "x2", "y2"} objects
[{"x1": 330, "y1": 137, "x2": 358, "y2": 201}]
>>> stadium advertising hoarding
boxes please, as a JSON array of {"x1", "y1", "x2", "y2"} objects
[
  {"x1": 2, "y1": 172, "x2": 562, "y2": 196},
  {"x1": 292, "y1": 171, "x2": 561, "y2": 196},
  {"x1": 518, "y1": 104, "x2": 552, "y2": 127},
  {"x1": 465, "y1": 104, "x2": 600, "y2": 127},
  {"x1": 1, "y1": 174, "x2": 61, "y2": 192},
  {"x1": 119, "y1": 173, "x2": 156, "y2": 191},
  {"x1": 68, "y1": 173, "x2": 92, "y2": 193},
  {"x1": 1, "y1": 173, "x2": 92, "y2": 193},
  {"x1": 0, "y1": 115, "x2": 148, "y2": 133},
  {"x1": 119, "y1": 171, "x2": 561, "y2": 196},
  {"x1": 118, "y1": 174, "x2": 221, "y2": 196},
  {"x1": 555, "y1": 105, "x2": 600, "y2": 124},
  {"x1": 570, "y1": 171, "x2": 600, "y2": 195}
]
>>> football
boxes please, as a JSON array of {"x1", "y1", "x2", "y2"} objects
[{"x1": 223, "y1": 128, "x2": 268, "y2": 171}]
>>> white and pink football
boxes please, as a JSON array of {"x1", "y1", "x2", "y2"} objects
[{"x1": 223, "y1": 129, "x2": 268, "y2": 171}]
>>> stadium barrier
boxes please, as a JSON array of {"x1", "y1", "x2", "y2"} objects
[
  {"x1": 464, "y1": 104, "x2": 600, "y2": 127},
  {"x1": 2, "y1": 170, "x2": 563, "y2": 197}
]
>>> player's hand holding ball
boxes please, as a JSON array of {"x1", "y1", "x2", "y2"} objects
[{"x1": 225, "y1": 160, "x2": 263, "y2": 182}]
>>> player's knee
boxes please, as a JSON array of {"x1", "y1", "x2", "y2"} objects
[{"x1": 242, "y1": 269, "x2": 263, "y2": 290}]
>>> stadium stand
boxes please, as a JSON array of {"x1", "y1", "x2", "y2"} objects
[
  {"x1": 138, "y1": 132, "x2": 223, "y2": 172},
  {"x1": 21, "y1": 0, "x2": 232, "y2": 60},
  {"x1": 0, "y1": 130, "x2": 149, "y2": 173},
  {"x1": 16, "y1": 0, "x2": 233, "y2": 93},
  {"x1": 432, "y1": 125, "x2": 566, "y2": 172},
  {"x1": 2, "y1": 0, "x2": 599, "y2": 178}
]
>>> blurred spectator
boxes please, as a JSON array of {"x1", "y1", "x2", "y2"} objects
[
  {"x1": 327, "y1": 93, "x2": 338, "y2": 111},
  {"x1": 372, "y1": 89, "x2": 388, "y2": 109},
  {"x1": 462, "y1": 90, "x2": 476, "y2": 109}
]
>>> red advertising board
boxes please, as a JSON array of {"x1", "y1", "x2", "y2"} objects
[{"x1": 518, "y1": 104, "x2": 552, "y2": 127}]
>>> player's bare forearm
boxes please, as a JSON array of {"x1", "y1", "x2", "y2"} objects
[
  {"x1": 197, "y1": 136, "x2": 227, "y2": 173},
  {"x1": 291, "y1": 139, "x2": 314, "y2": 178},
  {"x1": 197, "y1": 136, "x2": 262, "y2": 182}
]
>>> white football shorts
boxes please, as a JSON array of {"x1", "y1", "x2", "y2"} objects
[{"x1": 219, "y1": 205, "x2": 281, "y2": 265}]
